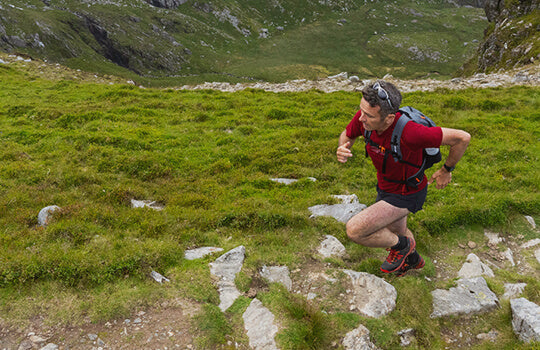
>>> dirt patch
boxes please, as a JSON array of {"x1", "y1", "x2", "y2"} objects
[{"x1": 0, "y1": 298, "x2": 201, "y2": 350}]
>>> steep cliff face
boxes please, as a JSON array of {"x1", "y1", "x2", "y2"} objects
[{"x1": 462, "y1": 0, "x2": 539, "y2": 74}]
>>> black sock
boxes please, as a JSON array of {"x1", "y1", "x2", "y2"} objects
[
  {"x1": 407, "y1": 251, "x2": 420, "y2": 265},
  {"x1": 391, "y1": 236, "x2": 408, "y2": 251}
]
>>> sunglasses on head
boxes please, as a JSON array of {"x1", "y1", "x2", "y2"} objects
[{"x1": 373, "y1": 82, "x2": 393, "y2": 109}]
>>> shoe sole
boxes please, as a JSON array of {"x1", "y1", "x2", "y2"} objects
[
  {"x1": 380, "y1": 238, "x2": 416, "y2": 273},
  {"x1": 394, "y1": 257, "x2": 425, "y2": 277}
]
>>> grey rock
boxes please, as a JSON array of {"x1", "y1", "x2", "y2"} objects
[
  {"x1": 397, "y1": 328, "x2": 416, "y2": 347},
  {"x1": 344, "y1": 270, "x2": 397, "y2": 318},
  {"x1": 18, "y1": 340, "x2": 33, "y2": 350},
  {"x1": 318, "y1": 235, "x2": 346, "y2": 258},
  {"x1": 343, "y1": 324, "x2": 379, "y2": 350},
  {"x1": 184, "y1": 247, "x2": 224, "y2": 260},
  {"x1": 39, "y1": 344, "x2": 58, "y2": 350},
  {"x1": 503, "y1": 283, "x2": 527, "y2": 299},
  {"x1": 37, "y1": 205, "x2": 61, "y2": 227},
  {"x1": 431, "y1": 277, "x2": 499, "y2": 318},
  {"x1": 502, "y1": 248, "x2": 515, "y2": 266},
  {"x1": 329, "y1": 72, "x2": 348, "y2": 80},
  {"x1": 131, "y1": 199, "x2": 164, "y2": 210},
  {"x1": 243, "y1": 298, "x2": 279, "y2": 350},
  {"x1": 88, "y1": 333, "x2": 98, "y2": 341},
  {"x1": 535, "y1": 248, "x2": 540, "y2": 264},
  {"x1": 484, "y1": 230, "x2": 504, "y2": 245},
  {"x1": 260, "y1": 265, "x2": 292, "y2": 291},
  {"x1": 349, "y1": 75, "x2": 360, "y2": 82},
  {"x1": 209, "y1": 246, "x2": 245, "y2": 311},
  {"x1": 521, "y1": 239, "x2": 540, "y2": 249},
  {"x1": 476, "y1": 329, "x2": 498, "y2": 342},
  {"x1": 150, "y1": 270, "x2": 170, "y2": 284},
  {"x1": 524, "y1": 215, "x2": 536, "y2": 228},
  {"x1": 510, "y1": 298, "x2": 540, "y2": 342},
  {"x1": 270, "y1": 177, "x2": 316, "y2": 185},
  {"x1": 457, "y1": 253, "x2": 494, "y2": 278},
  {"x1": 309, "y1": 202, "x2": 366, "y2": 223}
]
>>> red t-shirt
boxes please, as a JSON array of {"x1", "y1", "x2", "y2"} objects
[{"x1": 346, "y1": 110, "x2": 443, "y2": 195}]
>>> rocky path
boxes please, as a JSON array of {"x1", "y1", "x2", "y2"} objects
[{"x1": 178, "y1": 64, "x2": 540, "y2": 93}]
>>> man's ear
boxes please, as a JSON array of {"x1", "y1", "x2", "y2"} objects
[{"x1": 384, "y1": 113, "x2": 396, "y2": 126}]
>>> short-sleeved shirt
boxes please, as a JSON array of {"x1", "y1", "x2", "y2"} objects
[{"x1": 346, "y1": 110, "x2": 443, "y2": 195}]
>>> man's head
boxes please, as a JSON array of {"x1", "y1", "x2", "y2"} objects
[{"x1": 361, "y1": 80, "x2": 401, "y2": 119}]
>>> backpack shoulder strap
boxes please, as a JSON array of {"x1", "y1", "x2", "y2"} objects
[{"x1": 390, "y1": 109, "x2": 412, "y2": 162}]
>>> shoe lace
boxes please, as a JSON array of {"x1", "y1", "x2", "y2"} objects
[{"x1": 385, "y1": 248, "x2": 403, "y2": 263}]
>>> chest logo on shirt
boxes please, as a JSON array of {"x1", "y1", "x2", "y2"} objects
[{"x1": 368, "y1": 144, "x2": 386, "y2": 156}]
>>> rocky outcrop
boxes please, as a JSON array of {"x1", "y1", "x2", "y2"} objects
[{"x1": 462, "y1": 0, "x2": 539, "y2": 73}]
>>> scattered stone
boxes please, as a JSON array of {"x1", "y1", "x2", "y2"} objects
[
  {"x1": 29, "y1": 335, "x2": 47, "y2": 344},
  {"x1": 329, "y1": 72, "x2": 348, "y2": 80},
  {"x1": 467, "y1": 241, "x2": 477, "y2": 249},
  {"x1": 307, "y1": 292, "x2": 317, "y2": 300},
  {"x1": 243, "y1": 298, "x2": 279, "y2": 350},
  {"x1": 503, "y1": 283, "x2": 527, "y2": 299},
  {"x1": 521, "y1": 238, "x2": 540, "y2": 249},
  {"x1": 484, "y1": 231, "x2": 504, "y2": 246},
  {"x1": 184, "y1": 247, "x2": 224, "y2": 260},
  {"x1": 318, "y1": 235, "x2": 347, "y2": 258},
  {"x1": 524, "y1": 215, "x2": 536, "y2": 229},
  {"x1": 246, "y1": 288, "x2": 257, "y2": 298},
  {"x1": 476, "y1": 329, "x2": 498, "y2": 342},
  {"x1": 308, "y1": 201, "x2": 366, "y2": 223},
  {"x1": 150, "y1": 270, "x2": 170, "y2": 284},
  {"x1": 458, "y1": 253, "x2": 495, "y2": 278},
  {"x1": 458, "y1": 243, "x2": 466, "y2": 249},
  {"x1": 510, "y1": 298, "x2": 540, "y2": 342},
  {"x1": 502, "y1": 248, "x2": 515, "y2": 266},
  {"x1": 342, "y1": 324, "x2": 379, "y2": 350},
  {"x1": 535, "y1": 248, "x2": 540, "y2": 264},
  {"x1": 344, "y1": 270, "x2": 397, "y2": 318},
  {"x1": 431, "y1": 277, "x2": 499, "y2": 318},
  {"x1": 131, "y1": 199, "x2": 164, "y2": 210},
  {"x1": 260, "y1": 265, "x2": 292, "y2": 291},
  {"x1": 88, "y1": 333, "x2": 98, "y2": 341},
  {"x1": 39, "y1": 344, "x2": 58, "y2": 350},
  {"x1": 209, "y1": 246, "x2": 246, "y2": 311},
  {"x1": 349, "y1": 75, "x2": 360, "y2": 83},
  {"x1": 18, "y1": 339, "x2": 33, "y2": 350},
  {"x1": 397, "y1": 328, "x2": 416, "y2": 347},
  {"x1": 37, "y1": 205, "x2": 61, "y2": 227},
  {"x1": 270, "y1": 177, "x2": 316, "y2": 185},
  {"x1": 332, "y1": 194, "x2": 359, "y2": 204}
]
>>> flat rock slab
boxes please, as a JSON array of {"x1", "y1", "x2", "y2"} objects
[
  {"x1": 457, "y1": 253, "x2": 494, "y2": 278},
  {"x1": 260, "y1": 265, "x2": 292, "y2": 291},
  {"x1": 243, "y1": 298, "x2": 279, "y2": 350},
  {"x1": 184, "y1": 247, "x2": 224, "y2": 260},
  {"x1": 209, "y1": 246, "x2": 245, "y2": 311},
  {"x1": 342, "y1": 324, "x2": 379, "y2": 350},
  {"x1": 318, "y1": 235, "x2": 347, "y2": 258},
  {"x1": 431, "y1": 277, "x2": 499, "y2": 318},
  {"x1": 308, "y1": 203, "x2": 366, "y2": 223},
  {"x1": 344, "y1": 270, "x2": 397, "y2": 318},
  {"x1": 511, "y1": 298, "x2": 540, "y2": 342}
]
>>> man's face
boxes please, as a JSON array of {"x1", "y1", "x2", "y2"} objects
[{"x1": 358, "y1": 97, "x2": 386, "y2": 132}]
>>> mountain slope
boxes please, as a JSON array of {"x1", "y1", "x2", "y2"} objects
[{"x1": 0, "y1": 0, "x2": 487, "y2": 84}]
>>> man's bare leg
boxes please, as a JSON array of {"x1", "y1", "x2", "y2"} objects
[{"x1": 346, "y1": 200, "x2": 410, "y2": 248}]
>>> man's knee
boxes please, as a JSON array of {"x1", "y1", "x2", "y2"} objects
[{"x1": 346, "y1": 217, "x2": 370, "y2": 242}]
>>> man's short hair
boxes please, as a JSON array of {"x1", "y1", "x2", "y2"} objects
[{"x1": 362, "y1": 81, "x2": 402, "y2": 119}]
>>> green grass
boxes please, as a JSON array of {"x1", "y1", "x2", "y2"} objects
[{"x1": 0, "y1": 59, "x2": 539, "y2": 349}]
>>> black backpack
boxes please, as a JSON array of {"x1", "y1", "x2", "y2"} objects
[{"x1": 363, "y1": 106, "x2": 442, "y2": 188}]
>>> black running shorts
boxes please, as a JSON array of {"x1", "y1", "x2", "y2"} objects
[{"x1": 376, "y1": 185, "x2": 428, "y2": 214}]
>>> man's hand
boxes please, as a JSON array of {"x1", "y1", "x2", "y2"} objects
[
  {"x1": 428, "y1": 168, "x2": 452, "y2": 189},
  {"x1": 337, "y1": 141, "x2": 353, "y2": 163}
]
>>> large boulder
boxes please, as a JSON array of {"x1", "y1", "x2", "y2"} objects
[{"x1": 510, "y1": 298, "x2": 540, "y2": 342}]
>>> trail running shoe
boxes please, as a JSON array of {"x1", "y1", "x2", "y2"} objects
[
  {"x1": 380, "y1": 237, "x2": 416, "y2": 273},
  {"x1": 394, "y1": 254, "x2": 425, "y2": 277}
]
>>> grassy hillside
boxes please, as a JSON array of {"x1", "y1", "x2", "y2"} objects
[
  {"x1": 0, "y1": 0, "x2": 487, "y2": 85},
  {"x1": 0, "y1": 59, "x2": 539, "y2": 348}
]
